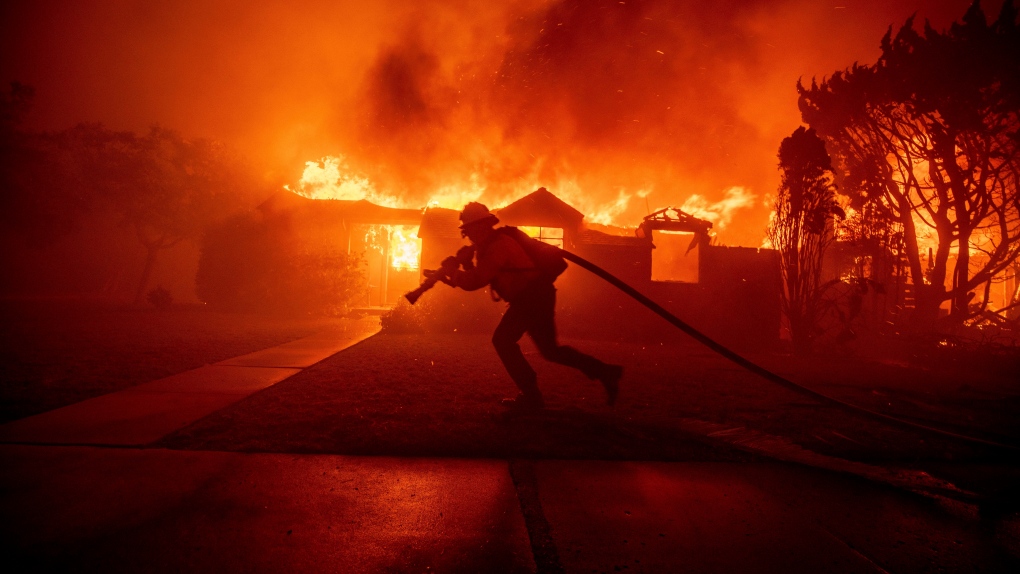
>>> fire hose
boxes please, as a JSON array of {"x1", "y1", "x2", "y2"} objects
[{"x1": 406, "y1": 248, "x2": 1019, "y2": 453}]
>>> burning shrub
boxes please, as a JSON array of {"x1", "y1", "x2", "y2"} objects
[
  {"x1": 380, "y1": 298, "x2": 429, "y2": 334},
  {"x1": 196, "y1": 213, "x2": 365, "y2": 316}
]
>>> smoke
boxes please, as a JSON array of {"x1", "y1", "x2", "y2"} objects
[
  {"x1": 1, "y1": 0, "x2": 991, "y2": 246},
  {"x1": 340, "y1": 0, "x2": 988, "y2": 243},
  {"x1": 329, "y1": 0, "x2": 785, "y2": 237}
]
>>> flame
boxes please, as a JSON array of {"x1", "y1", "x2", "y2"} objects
[
  {"x1": 290, "y1": 155, "x2": 401, "y2": 207},
  {"x1": 553, "y1": 182, "x2": 652, "y2": 226},
  {"x1": 390, "y1": 226, "x2": 421, "y2": 270},
  {"x1": 679, "y1": 186, "x2": 756, "y2": 229},
  {"x1": 287, "y1": 154, "x2": 757, "y2": 235},
  {"x1": 427, "y1": 173, "x2": 487, "y2": 210}
]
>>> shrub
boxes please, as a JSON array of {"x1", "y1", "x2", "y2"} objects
[
  {"x1": 146, "y1": 285, "x2": 173, "y2": 309},
  {"x1": 380, "y1": 297, "x2": 429, "y2": 334},
  {"x1": 196, "y1": 213, "x2": 365, "y2": 315}
]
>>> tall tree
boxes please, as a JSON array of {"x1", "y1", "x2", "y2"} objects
[
  {"x1": 79, "y1": 125, "x2": 254, "y2": 302},
  {"x1": 798, "y1": 0, "x2": 1020, "y2": 327},
  {"x1": 767, "y1": 127, "x2": 843, "y2": 352}
]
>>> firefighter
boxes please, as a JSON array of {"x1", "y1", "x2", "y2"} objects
[{"x1": 436, "y1": 202, "x2": 623, "y2": 410}]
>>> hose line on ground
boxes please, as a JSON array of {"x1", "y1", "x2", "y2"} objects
[{"x1": 559, "y1": 249, "x2": 1019, "y2": 454}]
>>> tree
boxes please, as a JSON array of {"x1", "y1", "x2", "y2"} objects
[
  {"x1": 798, "y1": 1, "x2": 1020, "y2": 327},
  {"x1": 766, "y1": 127, "x2": 844, "y2": 352},
  {"x1": 81, "y1": 126, "x2": 253, "y2": 303},
  {"x1": 0, "y1": 84, "x2": 86, "y2": 247},
  {"x1": 196, "y1": 212, "x2": 366, "y2": 316}
]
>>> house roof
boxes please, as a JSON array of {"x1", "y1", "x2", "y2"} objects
[
  {"x1": 638, "y1": 207, "x2": 712, "y2": 234},
  {"x1": 577, "y1": 229, "x2": 647, "y2": 247},
  {"x1": 417, "y1": 207, "x2": 462, "y2": 240},
  {"x1": 495, "y1": 187, "x2": 584, "y2": 229},
  {"x1": 258, "y1": 191, "x2": 423, "y2": 226}
]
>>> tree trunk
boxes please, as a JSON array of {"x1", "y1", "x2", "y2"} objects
[
  {"x1": 133, "y1": 246, "x2": 159, "y2": 305},
  {"x1": 952, "y1": 236, "x2": 971, "y2": 319},
  {"x1": 911, "y1": 283, "x2": 942, "y2": 330}
]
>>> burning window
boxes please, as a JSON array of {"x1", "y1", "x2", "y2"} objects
[
  {"x1": 651, "y1": 231, "x2": 699, "y2": 283},
  {"x1": 358, "y1": 224, "x2": 422, "y2": 306},
  {"x1": 388, "y1": 225, "x2": 421, "y2": 270},
  {"x1": 519, "y1": 226, "x2": 564, "y2": 249}
]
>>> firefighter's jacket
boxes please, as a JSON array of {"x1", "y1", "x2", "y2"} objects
[{"x1": 451, "y1": 232, "x2": 541, "y2": 302}]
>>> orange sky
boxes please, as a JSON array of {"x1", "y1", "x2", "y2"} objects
[{"x1": 0, "y1": 0, "x2": 998, "y2": 246}]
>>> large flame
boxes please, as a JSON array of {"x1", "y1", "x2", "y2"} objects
[
  {"x1": 390, "y1": 226, "x2": 421, "y2": 270},
  {"x1": 680, "y1": 187, "x2": 757, "y2": 230},
  {"x1": 286, "y1": 156, "x2": 756, "y2": 231},
  {"x1": 287, "y1": 155, "x2": 397, "y2": 206}
]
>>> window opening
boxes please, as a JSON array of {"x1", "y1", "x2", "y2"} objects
[
  {"x1": 519, "y1": 226, "x2": 564, "y2": 249},
  {"x1": 651, "y1": 231, "x2": 699, "y2": 283}
]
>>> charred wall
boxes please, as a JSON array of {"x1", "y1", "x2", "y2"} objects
[{"x1": 560, "y1": 242, "x2": 780, "y2": 351}]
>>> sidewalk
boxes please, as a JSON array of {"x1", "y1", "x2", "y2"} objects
[
  {"x1": 1, "y1": 320, "x2": 1016, "y2": 572},
  {"x1": 0, "y1": 317, "x2": 381, "y2": 446}
]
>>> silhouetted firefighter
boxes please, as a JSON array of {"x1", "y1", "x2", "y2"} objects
[{"x1": 408, "y1": 202, "x2": 623, "y2": 411}]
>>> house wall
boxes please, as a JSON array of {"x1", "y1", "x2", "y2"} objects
[
  {"x1": 414, "y1": 193, "x2": 780, "y2": 349},
  {"x1": 559, "y1": 243, "x2": 780, "y2": 350}
]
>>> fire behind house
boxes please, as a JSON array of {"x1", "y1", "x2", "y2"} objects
[{"x1": 263, "y1": 187, "x2": 780, "y2": 350}]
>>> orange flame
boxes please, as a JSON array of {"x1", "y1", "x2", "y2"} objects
[
  {"x1": 679, "y1": 186, "x2": 756, "y2": 230},
  {"x1": 286, "y1": 155, "x2": 760, "y2": 235},
  {"x1": 390, "y1": 226, "x2": 421, "y2": 270}
]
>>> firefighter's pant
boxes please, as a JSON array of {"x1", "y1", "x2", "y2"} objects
[{"x1": 492, "y1": 281, "x2": 607, "y2": 398}]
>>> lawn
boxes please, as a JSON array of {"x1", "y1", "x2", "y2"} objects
[
  {"x1": 0, "y1": 298, "x2": 346, "y2": 423},
  {"x1": 159, "y1": 329, "x2": 1020, "y2": 469},
  {"x1": 5, "y1": 297, "x2": 1016, "y2": 495}
]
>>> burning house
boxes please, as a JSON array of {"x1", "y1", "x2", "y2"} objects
[
  {"x1": 489, "y1": 188, "x2": 780, "y2": 349},
  {"x1": 258, "y1": 190, "x2": 423, "y2": 307},
  {"x1": 266, "y1": 187, "x2": 780, "y2": 348}
]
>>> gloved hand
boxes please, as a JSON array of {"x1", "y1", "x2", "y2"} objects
[
  {"x1": 455, "y1": 245, "x2": 475, "y2": 266},
  {"x1": 424, "y1": 267, "x2": 454, "y2": 286},
  {"x1": 440, "y1": 256, "x2": 460, "y2": 272}
]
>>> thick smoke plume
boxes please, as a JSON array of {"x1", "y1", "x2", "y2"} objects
[
  {"x1": 2, "y1": 0, "x2": 990, "y2": 245},
  {"x1": 348, "y1": 0, "x2": 779, "y2": 234}
]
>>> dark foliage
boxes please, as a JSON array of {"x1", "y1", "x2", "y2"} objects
[
  {"x1": 767, "y1": 127, "x2": 843, "y2": 352},
  {"x1": 798, "y1": 1, "x2": 1020, "y2": 327},
  {"x1": 1, "y1": 86, "x2": 266, "y2": 299},
  {"x1": 380, "y1": 298, "x2": 429, "y2": 334},
  {"x1": 196, "y1": 213, "x2": 366, "y2": 316},
  {"x1": 146, "y1": 285, "x2": 173, "y2": 309}
]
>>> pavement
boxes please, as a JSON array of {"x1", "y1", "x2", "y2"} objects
[
  {"x1": 0, "y1": 317, "x2": 381, "y2": 447},
  {"x1": 2, "y1": 318, "x2": 1017, "y2": 573}
]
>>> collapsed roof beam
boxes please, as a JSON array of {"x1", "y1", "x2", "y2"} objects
[{"x1": 637, "y1": 207, "x2": 712, "y2": 235}]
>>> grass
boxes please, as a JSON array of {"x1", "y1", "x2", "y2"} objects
[
  {"x1": 0, "y1": 299, "x2": 345, "y2": 423},
  {"x1": 5, "y1": 296, "x2": 1017, "y2": 480},
  {"x1": 159, "y1": 329, "x2": 1020, "y2": 466}
]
